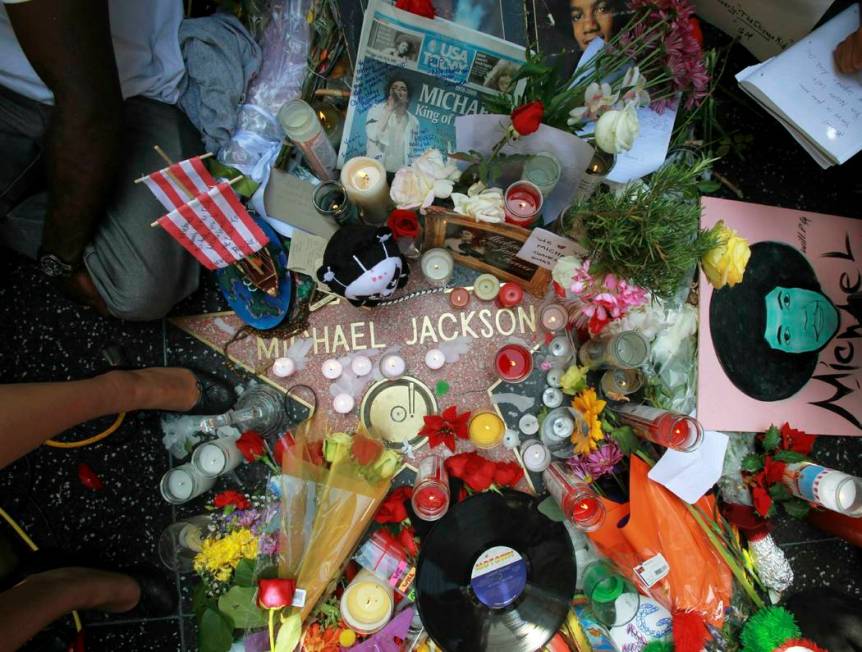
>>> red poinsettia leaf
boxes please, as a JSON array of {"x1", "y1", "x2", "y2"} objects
[
  {"x1": 427, "y1": 430, "x2": 456, "y2": 452},
  {"x1": 441, "y1": 406, "x2": 458, "y2": 421},
  {"x1": 752, "y1": 486, "x2": 774, "y2": 518}
]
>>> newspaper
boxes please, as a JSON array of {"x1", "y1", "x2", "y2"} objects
[{"x1": 337, "y1": 0, "x2": 526, "y2": 172}]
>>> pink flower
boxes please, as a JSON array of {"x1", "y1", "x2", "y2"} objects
[{"x1": 565, "y1": 258, "x2": 648, "y2": 335}]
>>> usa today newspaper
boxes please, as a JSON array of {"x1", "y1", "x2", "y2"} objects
[{"x1": 337, "y1": 0, "x2": 526, "y2": 173}]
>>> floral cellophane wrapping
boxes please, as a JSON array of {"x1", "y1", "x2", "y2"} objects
[{"x1": 277, "y1": 416, "x2": 391, "y2": 621}]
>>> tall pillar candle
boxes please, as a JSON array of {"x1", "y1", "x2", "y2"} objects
[
  {"x1": 783, "y1": 463, "x2": 862, "y2": 517},
  {"x1": 160, "y1": 463, "x2": 216, "y2": 505},
  {"x1": 543, "y1": 462, "x2": 605, "y2": 530},
  {"x1": 612, "y1": 404, "x2": 704, "y2": 452},
  {"x1": 191, "y1": 438, "x2": 244, "y2": 478},
  {"x1": 340, "y1": 157, "x2": 390, "y2": 224},
  {"x1": 278, "y1": 99, "x2": 337, "y2": 181}
]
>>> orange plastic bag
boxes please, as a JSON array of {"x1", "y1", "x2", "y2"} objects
[{"x1": 587, "y1": 456, "x2": 732, "y2": 626}]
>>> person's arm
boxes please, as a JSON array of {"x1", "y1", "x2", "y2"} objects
[
  {"x1": 6, "y1": 0, "x2": 123, "y2": 269},
  {"x1": 834, "y1": 1, "x2": 862, "y2": 74}
]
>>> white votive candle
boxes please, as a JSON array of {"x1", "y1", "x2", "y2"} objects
[
  {"x1": 351, "y1": 355, "x2": 373, "y2": 377},
  {"x1": 420, "y1": 248, "x2": 454, "y2": 287},
  {"x1": 272, "y1": 357, "x2": 296, "y2": 378},
  {"x1": 160, "y1": 464, "x2": 215, "y2": 505},
  {"x1": 424, "y1": 349, "x2": 446, "y2": 370},
  {"x1": 380, "y1": 354, "x2": 406, "y2": 379},
  {"x1": 521, "y1": 440, "x2": 551, "y2": 473},
  {"x1": 340, "y1": 157, "x2": 390, "y2": 224},
  {"x1": 519, "y1": 414, "x2": 539, "y2": 436},
  {"x1": 333, "y1": 393, "x2": 355, "y2": 414},
  {"x1": 192, "y1": 438, "x2": 243, "y2": 478},
  {"x1": 321, "y1": 358, "x2": 343, "y2": 380}
]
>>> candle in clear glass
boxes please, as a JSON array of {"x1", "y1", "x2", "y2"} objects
[
  {"x1": 521, "y1": 151, "x2": 562, "y2": 197},
  {"x1": 548, "y1": 334, "x2": 574, "y2": 365},
  {"x1": 542, "y1": 387, "x2": 564, "y2": 408},
  {"x1": 543, "y1": 462, "x2": 605, "y2": 531},
  {"x1": 612, "y1": 404, "x2": 704, "y2": 452},
  {"x1": 160, "y1": 464, "x2": 215, "y2": 505},
  {"x1": 340, "y1": 156, "x2": 390, "y2": 224},
  {"x1": 578, "y1": 331, "x2": 649, "y2": 370},
  {"x1": 600, "y1": 369, "x2": 644, "y2": 397},
  {"x1": 574, "y1": 149, "x2": 613, "y2": 201},
  {"x1": 411, "y1": 455, "x2": 450, "y2": 521},
  {"x1": 449, "y1": 287, "x2": 470, "y2": 309},
  {"x1": 783, "y1": 462, "x2": 862, "y2": 516},
  {"x1": 504, "y1": 180, "x2": 543, "y2": 227},
  {"x1": 520, "y1": 439, "x2": 551, "y2": 473},
  {"x1": 312, "y1": 180, "x2": 357, "y2": 225},
  {"x1": 420, "y1": 248, "x2": 454, "y2": 287},
  {"x1": 540, "y1": 406, "x2": 581, "y2": 458},
  {"x1": 540, "y1": 304, "x2": 568, "y2": 332},
  {"x1": 158, "y1": 514, "x2": 211, "y2": 573},
  {"x1": 340, "y1": 569, "x2": 394, "y2": 635},
  {"x1": 473, "y1": 274, "x2": 500, "y2": 301},
  {"x1": 277, "y1": 99, "x2": 337, "y2": 181},
  {"x1": 191, "y1": 438, "x2": 243, "y2": 478},
  {"x1": 496, "y1": 282, "x2": 524, "y2": 308},
  {"x1": 494, "y1": 343, "x2": 533, "y2": 383},
  {"x1": 469, "y1": 411, "x2": 506, "y2": 449}
]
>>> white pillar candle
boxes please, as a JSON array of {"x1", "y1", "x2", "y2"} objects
[
  {"x1": 424, "y1": 349, "x2": 446, "y2": 370},
  {"x1": 521, "y1": 440, "x2": 551, "y2": 473},
  {"x1": 333, "y1": 393, "x2": 355, "y2": 414},
  {"x1": 351, "y1": 355, "x2": 373, "y2": 377},
  {"x1": 321, "y1": 358, "x2": 343, "y2": 380},
  {"x1": 192, "y1": 438, "x2": 243, "y2": 478},
  {"x1": 380, "y1": 354, "x2": 406, "y2": 379},
  {"x1": 340, "y1": 157, "x2": 390, "y2": 224},
  {"x1": 420, "y1": 248, "x2": 454, "y2": 287},
  {"x1": 272, "y1": 357, "x2": 296, "y2": 378}
]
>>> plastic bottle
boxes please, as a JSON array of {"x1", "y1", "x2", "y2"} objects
[
  {"x1": 199, "y1": 383, "x2": 289, "y2": 437},
  {"x1": 277, "y1": 99, "x2": 337, "y2": 181}
]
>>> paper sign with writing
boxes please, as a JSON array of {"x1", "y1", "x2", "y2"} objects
[
  {"x1": 516, "y1": 228, "x2": 583, "y2": 270},
  {"x1": 697, "y1": 197, "x2": 862, "y2": 436}
]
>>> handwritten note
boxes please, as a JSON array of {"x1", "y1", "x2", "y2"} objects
[
  {"x1": 516, "y1": 228, "x2": 584, "y2": 270},
  {"x1": 736, "y1": 5, "x2": 862, "y2": 168}
]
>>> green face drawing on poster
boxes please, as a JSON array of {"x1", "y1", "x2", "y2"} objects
[{"x1": 763, "y1": 286, "x2": 840, "y2": 353}]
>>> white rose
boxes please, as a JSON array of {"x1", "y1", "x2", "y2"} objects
[
  {"x1": 552, "y1": 256, "x2": 582, "y2": 289},
  {"x1": 451, "y1": 184, "x2": 505, "y2": 223},
  {"x1": 414, "y1": 148, "x2": 458, "y2": 181},
  {"x1": 594, "y1": 104, "x2": 640, "y2": 154},
  {"x1": 390, "y1": 167, "x2": 434, "y2": 209}
]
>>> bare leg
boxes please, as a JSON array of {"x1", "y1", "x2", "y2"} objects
[
  {"x1": 0, "y1": 368, "x2": 200, "y2": 470},
  {"x1": 0, "y1": 567, "x2": 140, "y2": 651}
]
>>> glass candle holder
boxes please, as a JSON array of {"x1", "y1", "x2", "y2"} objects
[
  {"x1": 496, "y1": 282, "x2": 524, "y2": 308},
  {"x1": 520, "y1": 439, "x2": 551, "y2": 473},
  {"x1": 578, "y1": 331, "x2": 649, "y2": 370},
  {"x1": 573, "y1": 150, "x2": 614, "y2": 201},
  {"x1": 340, "y1": 569, "x2": 395, "y2": 635},
  {"x1": 312, "y1": 180, "x2": 357, "y2": 225},
  {"x1": 582, "y1": 560, "x2": 640, "y2": 628},
  {"x1": 612, "y1": 404, "x2": 704, "y2": 452},
  {"x1": 469, "y1": 411, "x2": 506, "y2": 449},
  {"x1": 473, "y1": 274, "x2": 501, "y2": 301},
  {"x1": 542, "y1": 462, "x2": 606, "y2": 531},
  {"x1": 191, "y1": 437, "x2": 244, "y2": 478},
  {"x1": 783, "y1": 462, "x2": 862, "y2": 516},
  {"x1": 411, "y1": 455, "x2": 450, "y2": 521},
  {"x1": 277, "y1": 99, "x2": 337, "y2": 181},
  {"x1": 494, "y1": 343, "x2": 533, "y2": 383},
  {"x1": 540, "y1": 304, "x2": 568, "y2": 332},
  {"x1": 419, "y1": 248, "x2": 454, "y2": 287},
  {"x1": 158, "y1": 515, "x2": 211, "y2": 573},
  {"x1": 522, "y1": 151, "x2": 562, "y2": 198},
  {"x1": 600, "y1": 369, "x2": 645, "y2": 397},
  {"x1": 449, "y1": 287, "x2": 470, "y2": 309},
  {"x1": 504, "y1": 180, "x2": 543, "y2": 228},
  {"x1": 160, "y1": 463, "x2": 216, "y2": 505}
]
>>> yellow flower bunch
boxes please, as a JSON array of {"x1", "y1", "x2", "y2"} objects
[
  {"x1": 193, "y1": 528, "x2": 259, "y2": 583},
  {"x1": 702, "y1": 220, "x2": 751, "y2": 289},
  {"x1": 571, "y1": 387, "x2": 607, "y2": 455}
]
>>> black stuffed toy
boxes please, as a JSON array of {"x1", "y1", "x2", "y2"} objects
[{"x1": 316, "y1": 225, "x2": 409, "y2": 307}]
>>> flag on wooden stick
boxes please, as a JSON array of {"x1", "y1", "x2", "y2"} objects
[
  {"x1": 154, "y1": 181, "x2": 269, "y2": 270},
  {"x1": 141, "y1": 156, "x2": 217, "y2": 211}
]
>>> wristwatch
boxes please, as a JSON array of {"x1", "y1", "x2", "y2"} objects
[{"x1": 38, "y1": 252, "x2": 75, "y2": 278}]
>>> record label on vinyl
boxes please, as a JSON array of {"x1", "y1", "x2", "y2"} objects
[{"x1": 470, "y1": 546, "x2": 527, "y2": 609}]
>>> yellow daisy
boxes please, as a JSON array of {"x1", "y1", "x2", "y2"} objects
[
  {"x1": 193, "y1": 528, "x2": 259, "y2": 583},
  {"x1": 571, "y1": 388, "x2": 606, "y2": 454}
]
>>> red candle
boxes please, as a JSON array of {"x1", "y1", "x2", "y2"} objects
[
  {"x1": 573, "y1": 496, "x2": 600, "y2": 523},
  {"x1": 449, "y1": 287, "x2": 470, "y2": 309},
  {"x1": 495, "y1": 343, "x2": 533, "y2": 383},
  {"x1": 496, "y1": 282, "x2": 524, "y2": 308},
  {"x1": 414, "y1": 485, "x2": 447, "y2": 512},
  {"x1": 504, "y1": 181, "x2": 543, "y2": 227},
  {"x1": 612, "y1": 405, "x2": 704, "y2": 452}
]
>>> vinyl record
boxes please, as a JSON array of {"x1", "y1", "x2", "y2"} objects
[{"x1": 416, "y1": 490, "x2": 576, "y2": 652}]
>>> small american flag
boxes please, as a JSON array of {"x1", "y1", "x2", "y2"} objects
[{"x1": 141, "y1": 156, "x2": 217, "y2": 211}]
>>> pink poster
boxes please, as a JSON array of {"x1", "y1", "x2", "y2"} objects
[{"x1": 697, "y1": 197, "x2": 861, "y2": 436}]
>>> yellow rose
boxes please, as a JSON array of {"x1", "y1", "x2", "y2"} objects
[{"x1": 702, "y1": 220, "x2": 751, "y2": 289}]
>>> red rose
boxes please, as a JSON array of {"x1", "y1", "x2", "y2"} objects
[
  {"x1": 257, "y1": 578, "x2": 296, "y2": 609},
  {"x1": 375, "y1": 486, "x2": 413, "y2": 524},
  {"x1": 688, "y1": 17, "x2": 703, "y2": 46},
  {"x1": 398, "y1": 526, "x2": 420, "y2": 557},
  {"x1": 77, "y1": 463, "x2": 104, "y2": 492},
  {"x1": 387, "y1": 210, "x2": 420, "y2": 239},
  {"x1": 394, "y1": 0, "x2": 435, "y2": 19},
  {"x1": 511, "y1": 101, "x2": 544, "y2": 136},
  {"x1": 306, "y1": 440, "x2": 325, "y2": 466},
  {"x1": 780, "y1": 423, "x2": 816, "y2": 456},
  {"x1": 213, "y1": 490, "x2": 251, "y2": 511},
  {"x1": 763, "y1": 456, "x2": 787, "y2": 485},
  {"x1": 752, "y1": 486, "x2": 773, "y2": 518},
  {"x1": 445, "y1": 452, "x2": 496, "y2": 492},
  {"x1": 236, "y1": 430, "x2": 266, "y2": 462},
  {"x1": 273, "y1": 432, "x2": 295, "y2": 467},
  {"x1": 352, "y1": 433, "x2": 384, "y2": 465},
  {"x1": 493, "y1": 461, "x2": 524, "y2": 488}
]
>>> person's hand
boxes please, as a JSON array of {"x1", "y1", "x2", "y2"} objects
[
  {"x1": 835, "y1": 25, "x2": 862, "y2": 74},
  {"x1": 57, "y1": 268, "x2": 109, "y2": 316}
]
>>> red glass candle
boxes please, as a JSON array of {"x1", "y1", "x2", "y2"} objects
[
  {"x1": 504, "y1": 180, "x2": 543, "y2": 228},
  {"x1": 496, "y1": 282, "x2": 524, "y2": 308},
  {"x1": 543, "y1": 462, "x2": 605, "y2": 531},
  {"x1": 494, "y1": 343, "x2": 533, "y2": 383},
  {"x1": 612, "y1": 404, "x2": 704, "y2": 452},
  {"x1": 411, "y1": 455, "x2": 449, "y2": 521},
  {"x1": 449, "y1": 287, "x2": 470, "y2": 309}
]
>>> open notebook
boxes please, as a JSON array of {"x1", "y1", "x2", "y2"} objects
[{"x1": 735, "y1": 5, "x2": 862, "y2": 168}]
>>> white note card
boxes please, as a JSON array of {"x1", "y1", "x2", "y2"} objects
[{"x1": 516, "y1": 228, "x2": 584, "y2": 270}]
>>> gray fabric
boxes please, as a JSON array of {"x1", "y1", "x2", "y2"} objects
[
  {"x1": 177, "y1": 13, "x2": 262, "y2": 153},
  {"x1": 0, "y1": 86, "x2": 202, "y2": 321}
]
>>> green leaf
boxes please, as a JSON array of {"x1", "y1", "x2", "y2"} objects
[
  {"x1": 609, "y1": 425, "x2": 640, "y2": 455},
  {"x1": 218, "y1": 585, "x2": 268, "y2": 628},
  {"x1": 762, "y1": 425, "x2": 781, "y2": 452},
  {"x1": 192, "y1": 582, "x2": 215, "y2": 621},
  {"x1": 537, "y1": 496, "x2": 565, "y2": 522},
  {"x1": 205, "y1": 159, "x2": 259, "y2": 198},
  {"x1": 233, "y1": 558, "x2": 256, "y2": 587},
  {"x1": 768, "y1": 483, "x2": 791, "y2": 501},
  {"x1": 199, "y1": 608, "x2": 234, "y2": 652},
  {"x1": 741, "y1": 454, "x2": 764, "y2": 473},
  {"x1": 275, "y1": 612, "x2": 303, "y2": 652},
  {"x1": 783, "y1": 498, "x2": 811, "y2": 520},
  {"x1": 774, "y1": 450, "x2": 808, "y2": 464},
  {"x1": 697, "y1": 180, "x2": 721, "y2": 193}
]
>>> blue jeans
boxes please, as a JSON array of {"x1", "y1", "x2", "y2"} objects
[{"x1": 0, "y1": 85, "x2": 201, "y2": 321}]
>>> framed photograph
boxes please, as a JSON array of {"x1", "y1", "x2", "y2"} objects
[{"x1": 423, "y1": 211, "x2": 551, "y2": 296}]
